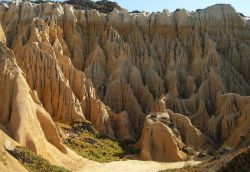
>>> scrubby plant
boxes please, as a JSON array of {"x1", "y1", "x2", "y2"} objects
[
  {"x1": 7, "y1": 147, "x2": 68, "y2": 172},
  {"x1": 219, "y1": 147, "x2": 250, "y2": 172},
  {"x1": 238, "y1": 12, "x2": 246, "y2": 17},
  {"x1": 131, "y1": 10, "x2": 140, "y2": 13},
  {"x1": 182, "y1": 146, "x2": 196, "y2": 156},
  {"x1": 57, "y1": 121, "x2": 139, "y2": 162},
  {"x1": 65, "y1": 0, "x2": 122, "y2": 14}
]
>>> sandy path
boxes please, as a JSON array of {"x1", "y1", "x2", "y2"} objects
[{"x1": 78, "y1": 159, "x2": 201, "y2": 172}]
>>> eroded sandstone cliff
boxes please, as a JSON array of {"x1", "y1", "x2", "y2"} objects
[
  {"x1": 0, "y1": 30, "x2": 85, "y2": 170},
  {"x1": 0, "y1": 1, "x2": 250, "y2": 165}
]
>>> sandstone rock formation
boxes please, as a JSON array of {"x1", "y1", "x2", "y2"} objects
[
  {"x1": 136, "y1": 111, "x2": 211, "y2": 162},
  {"x1": 0, "y1": 24, "x2": 5, "y2": 44},
  {"x1": 0, "y1": 0, "x2": 250, "y2": 167},
  {"x1": 215, "y1": 94, "x2": 250, "y2": 148},
  {"x1": 112, "y1": 111, "x2": 136, "y2": 142},
  {"x1": 136, "y1": 113, "x2": 187, "y2": 162},
  {"x1": 0, "y1": 24, "x2": 84, "y2": 170}
]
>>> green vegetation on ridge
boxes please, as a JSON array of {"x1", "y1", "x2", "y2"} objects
[{"x1": 7, "y1": 147, "x2": 68, "y2": 172}]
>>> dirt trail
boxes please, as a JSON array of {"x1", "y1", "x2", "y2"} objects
[{"x1": 78, "y1": 159, "x2": 201, "y2": 172}]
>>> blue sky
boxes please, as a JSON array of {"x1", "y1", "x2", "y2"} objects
[{"x1": 110, "y1": 0, "x2": 250, "y2": 16}]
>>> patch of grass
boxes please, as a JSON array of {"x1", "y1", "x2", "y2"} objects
[
  {"x1": 7, "y1": 147, "x2": 68, "y2": 172},
  {"x1": 57, "y1": 121, "x2": 139, "y2": 163}
]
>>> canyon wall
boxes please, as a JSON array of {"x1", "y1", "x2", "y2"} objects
[
  {"x1": 0, "y1": 29, "x2": 85, "y2": 169},
  {"x1": 0, "y1": 1, "x2": 250, "y2": 164}
]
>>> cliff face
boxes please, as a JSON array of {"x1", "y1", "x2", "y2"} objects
[
  {"x1": 0, "y1": 1, "x2": 250, "y2": 165},
  {"x1": 0, "y1": 33, "x2": 85, "y2": 170}
]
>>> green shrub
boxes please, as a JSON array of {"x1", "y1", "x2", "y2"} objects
[
  {"x1": 65, "y1": 0, "x2": 123, "y2": 14},
  {"x1": 7, "y1": 147, "x2": 68, "y2": 172},
  {"x1": 57, "y1": 121, "x2": 139, "y2": 163}
]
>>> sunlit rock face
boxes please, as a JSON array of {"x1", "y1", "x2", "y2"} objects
[
  {"x1": 0, "y1": 27, "x2": 84, "y2": 170},
  {"x1": 0, "y1": 1, "x2": 250, "y2": 165}
]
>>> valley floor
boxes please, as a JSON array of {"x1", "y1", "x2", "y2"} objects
[{"x1": 79, "y1": 159, "x2": 201, "y2": 172}]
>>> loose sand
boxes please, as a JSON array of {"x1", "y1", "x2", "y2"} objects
[{"x1": 79, "y1": 159, "x2": 201, "y2": 172}]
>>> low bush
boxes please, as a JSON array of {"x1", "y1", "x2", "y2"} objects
[
  {"x1": 57, "y1": 121, "x2": 139, "y2": 163},
  {"x1": 7, "y1": 147, "x2": 68, "y2": 172}
]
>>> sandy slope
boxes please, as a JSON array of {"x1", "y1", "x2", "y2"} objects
[{"x1": 79, "y1": 160, "x2": 201, "y2": 172}]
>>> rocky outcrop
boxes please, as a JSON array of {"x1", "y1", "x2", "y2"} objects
[
  {"x1": 166, "y1": 110, "x2": 211, "y2": 149},
  {"x1": 215, "y1": 94, "x2": 250, "y2": 148},
  {"x1": 136, "y1": 110, "x2": 211, "y2": 162},
  {"x1": 112, "y1": 111, "x2": 136, "y2": 142},
  {"x1": 136, "y1": 113, "x2": 187, "y2": 162}
]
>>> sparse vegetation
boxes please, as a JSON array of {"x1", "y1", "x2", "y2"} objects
[
  {"x1": 30, "y1": 0, "x2": 123, "y2": 14},
  {"x1": 196, "y1": 9, "x2": 202, "y2": 12},
  {"x1": 160, "y1": 147, "x2": 250, "y2": 172},
  {"x1": 6, "y1": 147, "x2": 68, "y2": 172},
  {"x1": 182, "y1": 146, "x2": 196, "y2": 156},
  {"x1": 175, "y1": 8, "x2": 181, "y2": 12},
  {"x1": 219, "y1": 147, "x2": 250, "y2": 172},
  {"x1": 238, "y1": 12, "x2": 246, "y2": 17},
  {"x1": 131, "y1": 10, "x2": 141, "y2": 14},
  {"x1": 57, "y1": 121, "x2": 139, "y2": 163},
  {"x1": 65, "y1": 0, "x2": 123, "y2": 14}
]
